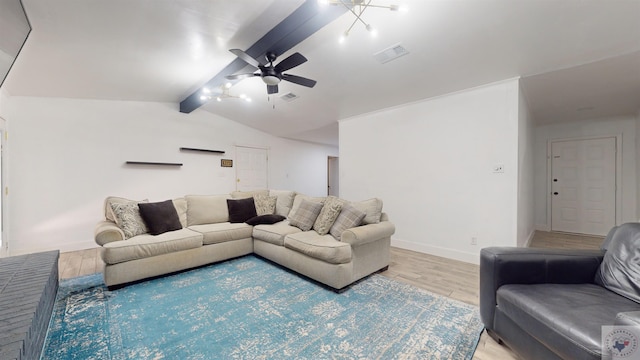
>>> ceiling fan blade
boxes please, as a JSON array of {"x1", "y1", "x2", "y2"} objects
[
  {"x1": 229, "y1": 49, "x2": 262, "y2": 68},
  {"x1": 267, "y1": 85, "x2": 279, "y2": 94},
  {"x1": 282, "y1": 74, "x2": 317, "y2": 88},
  {"x1": 274, "y1": 52, "x2": 307, "y2": 73},
  {"x1": 225, "y1": 73, "x2": 259, "y2": 80}
]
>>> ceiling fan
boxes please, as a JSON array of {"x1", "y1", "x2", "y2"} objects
[{"x1": 225, "y1": 49, "x2": 317, "y2": 95}]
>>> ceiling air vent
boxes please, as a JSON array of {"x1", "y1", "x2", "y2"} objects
[
  {"x1": 280, "y1": 92, "x2": 299, "y2": 102},
  {"x1": 373, "y1": 43, "x2": 409, "y2": 64}
]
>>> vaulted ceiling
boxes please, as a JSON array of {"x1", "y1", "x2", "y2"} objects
[{"x1": 4, "y1": 0, "x2": 640, "y2": 146}]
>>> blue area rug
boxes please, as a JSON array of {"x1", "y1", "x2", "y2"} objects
[{"x1": 43, "y1": 256, "x2": 483, "y2": 359}]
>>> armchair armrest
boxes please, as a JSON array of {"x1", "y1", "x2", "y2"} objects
[
  {"x1": 95, "y1": 220, "x2": 125, "y2": 246},
  {"x1": 480, "y1": 247, "x2": 605, "y2": 330},
  {"x1": 341, "y1": 221, "x2": 395, "y2": 247}
]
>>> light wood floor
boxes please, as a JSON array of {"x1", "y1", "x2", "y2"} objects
[{"x1": 58, "y1": 230, "x2": 604, "y2": 360}]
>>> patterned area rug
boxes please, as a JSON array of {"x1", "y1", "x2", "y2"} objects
[{"x1": 43, "y1": 256, "x2": 483, "y2": 359}]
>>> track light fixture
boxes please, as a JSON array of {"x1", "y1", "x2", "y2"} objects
[{"x1": 319, "y1": 0, "x2": 406, "y2": 42}]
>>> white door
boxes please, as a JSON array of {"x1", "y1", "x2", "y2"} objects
[
  {"x1": 0, "y1": 118, "x2": 5, "y2": 256},
  {"x1": 328, "y1": 156, "x2": 339, "y2": 196},
  {"x1": 551, "y1": 137, "x2": 616, "y2": 236},
  {"x1": 235, "y1": 146, "x2": 268, "y2": 191}
]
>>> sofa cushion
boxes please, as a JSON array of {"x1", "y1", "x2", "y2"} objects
[
  {"x1": 352, "y1": 198, "x2": 383, "y2": 224},
  {"x1": 186, "y1": 194, "x2": 230, "y2": 226},
  {"x1": 313, "y1": 196, "x2": 345, "y2": 235},
  {"x1": 270, "y1": 190, "x2": 296, "y2": 217},
  {"x1": 245, "y1": 214, "x2": 286, "y2": 226},
  {"x1": 595, "y1": 223, "x2": 640, "y2": 303},
  {"x1": 102, "y1": 228, "x2": 203, "y2": 265},
  {"x1": 172, "y1": 197, "x2": 188, "y2": 228},
  {"x1": 330, "y1": 203, "x2": 366, "y2": 240},
  {"x1": 284, "y1": 231, "x2": 352, "y2": 264},
  {"x1": 110, "y1": 201, "x2": 148, "y2": 239},
  {"x1": 138, "y1": 200, "x2": 183, "y2": 235},
  {"x1": 189, "y1": 222, "x2": 253, "y2": 245},
  {"x1": 227, "y1": 198, "x2": 258, "y2": 223},
  {"x1": 253, "y1": 220, "x2": 302, "y2": 246},
  {"x1": 497, "y1": 283, "x2": 640, "y2": 360},
  {"x1": 289, "y1": 199, "x2": 323, "y2": 231},
  {"x1": 230, "y1": 189, "x2": 269, "y2": 199},
  {"x1": 288, "y1": 194, "x2": 325, "y2": 219},
  {"x1": 254, "y1": 194, "x2": 277, "y2": 215}
]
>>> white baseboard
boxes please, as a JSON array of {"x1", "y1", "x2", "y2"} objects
[
  {"x1": 523, "y1": 229, "x2": 535, "y2": 248},
  {"x1": 391, "y1": 238, "x2": 480, "y2": 265},
  {"x1": 535, "y1": 223, "x2": 550, "y2": 232}
]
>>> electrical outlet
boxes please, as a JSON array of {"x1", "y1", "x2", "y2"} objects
[{"x1": 471, "y1": 237, "x2": 478, "y2": 245}]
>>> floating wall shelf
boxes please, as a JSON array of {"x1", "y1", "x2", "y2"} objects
[
  {"x1": 179, "y1": 147, "x2": 225, "y2": 154},
  {"x1": 125, "y1": 161, "x2": 183, "y2": 167}
]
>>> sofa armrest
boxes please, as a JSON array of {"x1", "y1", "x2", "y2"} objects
[
  {"x1": 95, "y1": 221, "x2": 125, "y2": 246},
  {"x1": 616, "y1": 311, "x2": 640, "y2": 327},
  {"x1": 341, "y1": 221, "x2": 395, "y2": 247},
  {"x1": 480, "y1": 247, "x2": 605, "y2": 330}
]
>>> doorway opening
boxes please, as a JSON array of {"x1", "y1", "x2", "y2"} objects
[{"x1": 328, "y1": 156, "x2": 339, "y2": 196}]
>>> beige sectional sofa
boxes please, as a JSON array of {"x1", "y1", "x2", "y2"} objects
[{"x1": 94, "y1": 190, "x2": 395, "y2": 291}]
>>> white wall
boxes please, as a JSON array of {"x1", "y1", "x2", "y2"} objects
[
  {"x1": 517, "y1": 83, "x2": 535, "y2": 247},
  {"x1": 340, "y1": 79, "x2": 520, "y2": 264},
  {"x1": 0, "y1": 88, "x2": 8, "y2": 117},
  {"x1": 4, "y1": 96, "x2": 337, "y2": 255},
  {"x1": 533, "y1": 115, "x2": 637, "y2": 229}
]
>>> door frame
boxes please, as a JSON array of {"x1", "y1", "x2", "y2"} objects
[{"x1": 545, "y1": 134, "x2": 621, "y2": 233}]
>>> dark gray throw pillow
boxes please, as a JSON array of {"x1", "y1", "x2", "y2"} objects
[
  {"x1": 245, "y1": 214, "x2": 286, "y2": 226},
  {"x1": 138, "y1": 200, "x2": 182, "y2": 235},
  {"x1": 227, "y1": 198, "x2": 257, "y2": 223},
  {"x1": 595, "y1": 223, "x2": 640, "y2": 304}
]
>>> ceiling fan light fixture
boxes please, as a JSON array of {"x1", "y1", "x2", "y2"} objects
[
  {"x1": 223, "y1": 82, "x2": 232, "y2": 89},
  {"x1": 262, "y1": 75, "x2": 281, "y2": 86},
  {"x1": 331, "y1": 1, "x2": 402, "y2": 37},
  {"x1": 339, "y1": 30, "x2": 349, "y2": 43}
]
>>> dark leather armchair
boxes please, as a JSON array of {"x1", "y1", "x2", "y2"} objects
[{"x1": 480, "y1": 245, "x2": 640, "y2": 359}]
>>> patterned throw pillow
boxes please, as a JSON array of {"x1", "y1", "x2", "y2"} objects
[
  {"x1": 254, "y1": 194, "x2": 277, "y2": 215},
  {"x1": 329, "y1": 203, "x2": 366, "y2": 241},
  {"x1": 289, "y1": 199, "x2": 324, "y2": 231},
  {"x1": 313, "y1": 196, "x2": 344, "y2": 235},
  {"x1": 110, "y1": 202, "x2": 148, "y2": 239}
]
